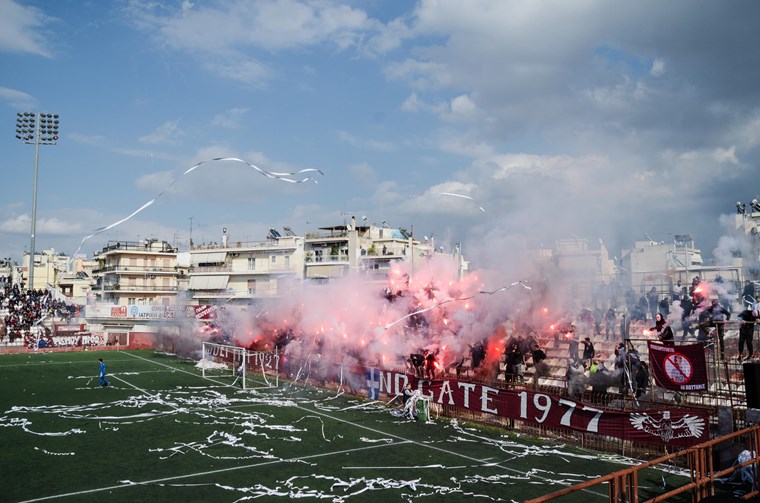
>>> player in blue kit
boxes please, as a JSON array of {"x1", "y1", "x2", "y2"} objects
[{"x1": 99, "y1": 358, "x2": 109, "y2": 387}]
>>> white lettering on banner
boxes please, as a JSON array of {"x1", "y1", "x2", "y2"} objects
[
  {"x1": 81, "y1": 334, "x2": 103, "y2": 346},
  {"x1": 517, "y1": 391, "x2": 606, "y2": 433},
  {"x1": 480, "y1": 386, "x2": 499, "y2": 414},
  {"x1": 458, "y1": 382, "x2": 476, "y2": 408},
  {"x1": 195, "y1": 305, "x2": 217, "y2": 319},
  {"x1": 394, "y1": 373, "x2": 408, "y2": 395},
  {"x1": 52, "y1": 336, "x2": 80, "y2": 346},
  {"x1": 417, "y1": 380, "x2": 435, "y2": 399},
  {"x1": 246, "y1": 352, "x2": 277, "y2": 370},
  {"x1": 437, "y1": 380, "x2": 455, "y2": 405},
  {"x1": 379, "y1": 371, "x2": 392, "y2": 395}
]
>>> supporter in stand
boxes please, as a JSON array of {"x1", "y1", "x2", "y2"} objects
[
  {"x1": 737, "y1": 308, "x2": 760, "y2": 362},
  {"x1": 706, "y1": 299, "x2": 731, "y2": 359},
  {"x1": 0, "y1": 284, "x2": 77, "y2": 345},
  {"x1": 581, "y1": 337, "x2": 595, "y2": 365},
  {"x1": 680, "y1": 292, "x2": 696, "y2": 340},
  {"x1": 504, "y1": 343, "x2": 524, "y2": 384},
  {"x1": 650, "y1": 313, "x2": 674, "y2": 346},
  {"x1": 604, "y1": 307, "x2": 617, "y2": 341}
]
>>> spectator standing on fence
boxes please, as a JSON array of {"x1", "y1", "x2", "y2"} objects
[
  {"x1": 581, "y1": 337, "x2": 595, "y2": 365},
  {"x1": 505, "y1": 343, "x2": 524, "y2": 384},
  {"x1": 98, "y1": 358, "x2": 109, "y2": 387},
  {"x1": 604, "y1": 306, "x2": 617, "y2": 341},
  {"x1": 708, "y1": 299, "x2": 731, "y2": 359},
  {"x1": 737, "y1": 308, "x2": 760, "y2": 362},
  {"x1": 680, "y1": 292, "x2": 695, "y2": 340},
  {"x1": 635, "y1": 362, "x2": 649, "y2": 399},
  {"x1": 424, "y1": 350, "x2": 437, "y2": 379}
]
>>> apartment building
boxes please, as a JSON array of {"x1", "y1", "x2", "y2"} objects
[
  {"x1": 188, "y1": 228, "x2": 304, "y2": 305},
  {"x1": 21, "y1": 248, "x2": 70, "y2": 291},
  {"x1": 91, "y1": 240, "x2": 181, "y2": 305}
]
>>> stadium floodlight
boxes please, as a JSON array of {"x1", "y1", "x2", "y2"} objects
[
  {"x1": 752, "y1": 199, "x2": 760, "y2": 213},
  {"x1": 15, "y1": 112, "x2": 60, "y2": 290}
]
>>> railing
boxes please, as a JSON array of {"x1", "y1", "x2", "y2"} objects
[
  {"x1": 525, "y1": 425, "x2": 760, "y2": 502},
  {"x1": 99, "y1": 241, "x2": 176, "y2": 253},
  {"x1": 101, "y1": 285, "x2": 178, "y2": 292},
  {"x1": 190, "y1": 239, "x2": 298, "y2": 251},
  {"x1": 192, "y1": 265, "x2": 299, "y2": 274},
  {"x1": 305, "y1": 255, "x2": 349, "y2": 263},
  {"x1": 93, "y1": 265, "x2": 177, "y2": 274}
]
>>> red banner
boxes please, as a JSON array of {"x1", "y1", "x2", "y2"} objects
[
  {"x1": 187, "y1": 305, "x2": 219, "y2": 320},
  {"x1": 647, "y1": 342, "x2": 708, "y2": 392},
  {"x1": 363, "y1": 370, "x2": 708, "y2": 448},
  {"x1": 24, "y1": 332, "x2": 104, "y2": 348}
]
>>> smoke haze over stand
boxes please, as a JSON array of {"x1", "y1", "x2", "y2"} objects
[
  {"x1": 173, "y1": 247, "x2": 608, "y2": 382},
  {"x1": 4, "y1": 1, "x2": 760, "y2": 267}
]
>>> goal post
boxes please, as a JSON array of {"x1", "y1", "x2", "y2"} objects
[{"x1": 199, "y1": 342, "x2": 279, "y2": 390}]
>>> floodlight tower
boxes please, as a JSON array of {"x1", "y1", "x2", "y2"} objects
[{"x1": 15, "y1": 112, "x2": 60, "y2": 290}]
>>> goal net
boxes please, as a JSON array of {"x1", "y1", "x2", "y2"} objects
[{"x1": 199, "y1": 342, "x2": 279, "y2": 390}]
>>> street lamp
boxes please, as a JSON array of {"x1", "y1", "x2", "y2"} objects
[{"x1": 15, "y1": 112, "x2": 60, "y2": 291}]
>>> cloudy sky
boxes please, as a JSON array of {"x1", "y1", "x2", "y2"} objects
[{"x1": 1, "y1": 0, "x2": 759, "y2": 268}]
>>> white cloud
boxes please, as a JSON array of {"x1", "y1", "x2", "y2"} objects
[
  {"x1": 650, "y1": 58, "x2": 665, "y2": 77},
  {"x1": 135, "y1": 170, "x2": 176, "y2": 192},
  {"x1": 211, "y1": 108, "x2": 249, "y2": 129},
  {"x1": 0, "y1": 87, "x2": 36, "y2": 109},
  {"x1": 435, "y1": 130, "x2": 494, "y2": 158},
  {"x1": 401, "y1": 92, "x2": 422, "y2": 112},
  {"x1": 0, "y1": 214, "x2": 78, "y2": 235},
  {"x1": 138, "y1": 120, "x2": 185, "y2": 146},
  {"x1": 0, "y1": 0, "x2": 55, "y2": 57},
  {"x1": 67, "y1": 132, "x2": 107, "y2": 146},
  {"x1": 125, "y1": 0, "x2": 379, "y2": 84},
  {"x1": 346, "y1": 162, "x2": 376, "y2": 185},
  {"x1": 337, "y1": 131, "x2": 393, "y2": 151},
  {"x1": 443, "y1": 94, "x2": 481, "y2": 122},
  {"x1": 712, "y1": 146, "x2": 738, "y2": 165}
]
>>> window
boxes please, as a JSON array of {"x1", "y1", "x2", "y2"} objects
[
  {"x1": 128, "y1": 297, "x2": 135, "y2": 305},
  {"x1": 284, "y1": 256, "x2": 290, "y2": 269},
  {"x1": 248, "y1": 257, "x2": 255, "y2": 270},
  {"x1": 271, "y1": 255, "x2": 276, "y2": 263},
  {"x1": 247, "y1": 279, "x2": 256, "y2": 295}
]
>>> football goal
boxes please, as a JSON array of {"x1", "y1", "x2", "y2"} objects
[{"x1": 199, "y1": 342, "x2": 279, "y2": 390}]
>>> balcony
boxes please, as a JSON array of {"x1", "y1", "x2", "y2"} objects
[
  {"x1": 190, "y1": 238, "x2": 298, "y2": 252},
  {"x1": 305, "y1": 254, "x2": 348, "y2": 264},
  {"x1": 93, "y1": 265, "x2": 178, "y2": 274},
  {"x1": 192, "y1": 265, "x2": 298, "y2": 275},
  {"x1": 98, "y1": 241, "x2": 177, "y2": 254},
  {"x1": 101, "y1": 284, "x2": 178, "y2": 293}
]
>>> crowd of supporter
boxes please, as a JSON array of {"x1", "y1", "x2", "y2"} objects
[{"x1": 0, "y1": 280, "x2": 75, "y2": 343}]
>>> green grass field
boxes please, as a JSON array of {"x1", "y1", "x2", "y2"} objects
[{"x1": 0, "y1": 349, "x2": 691, "y2": 502}]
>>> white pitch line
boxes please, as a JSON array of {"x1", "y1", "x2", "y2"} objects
[
  {"x1": 19, "y1": 440, "x2": 410, "y2": 502},
  {"x1": 129, "y1": 351, "x2": 610, "y2": 499},
  {"x1": 23, "y1": 350, "x2": 608, "y2": 501}
]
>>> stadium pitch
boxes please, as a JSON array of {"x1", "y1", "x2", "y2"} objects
[{"x1": 0, "y1": 350, "x2": 688, "y2": 502}]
